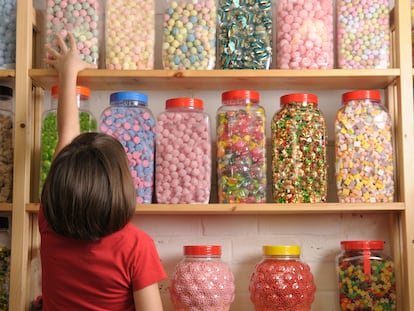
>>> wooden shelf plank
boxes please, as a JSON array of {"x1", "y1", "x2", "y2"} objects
[
  {"x1": 0, "y1": 204, "x2": 12, "y2": 212},
  {"x1": 29, "y1": 69, "x2": 400, "y2": 91},
  {"x1": 0, "y1": 70, "x2": 15, "y2": 79}
]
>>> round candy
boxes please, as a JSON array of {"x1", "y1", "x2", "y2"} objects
[
  {"x1": 0, "y1": 0, "x2": 16, "y2": 68},
  {"x1": 0, "y1": 111, "x2": 13, "y2": 202}
]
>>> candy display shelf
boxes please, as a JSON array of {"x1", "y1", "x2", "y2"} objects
[{"x1": 0, "y1": 70, "x2": 15, "y2": 79}]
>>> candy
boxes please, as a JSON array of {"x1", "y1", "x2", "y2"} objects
[
  {"x1": 218, "y1": 0, "x2": 273, "y2": 69},
  {"x1": 155, "y1": 98, "x2": 211, "y2": 204},
  {"x1": 0, "y1": 86, "x2": 13, "y2": 203},
  {"x1": 337, "y1": 0, "x2": 390, "y2": 69},
  {"x1": 0, "y1": 0, "x2": 16, "y2": 69},
  {"x1": 162, "y1": 0, "x2": 217, "y2": 70},
  {"x1": 271, "y1": 93, "x2": 327, "y2": 203},
  {"x1": 0, "y1": 247, "x2": 10, "y2": 311},
  {"x1": 276, "y1": 0, "x2": 333, "y2": 69},
  {"x1": 105, "y1": 0, "x2": 155, "y2": 70},
  {"x1": 45, "y1": 0, "x2": 101, "y2": 64},
  {"x1": 99, "y1": 92, "x2": 155, "y2": 204}
]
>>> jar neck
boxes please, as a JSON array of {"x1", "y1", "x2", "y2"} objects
[
  {"x1": 222, "y1": 99, "x2": 259, "y2": 106},
  {"x1": 282, "y1": 101, "x2": 317, "y2": 108},
  {"x1": 110, "y1": 100, "x2": 146, "y2": 107},
  {"x1": 264, "y1": 254, "x2": 300, "y2": 260}
]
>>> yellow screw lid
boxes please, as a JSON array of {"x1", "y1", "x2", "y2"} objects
[{"x1": 263, "y1": 245, "x2": 301, "y2": 256}]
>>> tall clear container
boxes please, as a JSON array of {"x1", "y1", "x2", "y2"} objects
[
  {"x1": 271, "y1": 93, "x2": 327, "y2": 203},
  {"x1": 335, "y1": 90, "x2": 394, "y2": 203},
  {"x1": 216, "y1": 90, "x2": 266, "y2": 203},
  {"x1": 156, "y1": 98, "x2": 211, "y2": 204},
  {"x1": 218, "y1": 0, "x2": 272, "y2": 69},
  {"x1": 0, "y1": 0, "x2": 16, "y2": 69},
  {"x1": 105, "y1": 0, "x2": 155, "y2": 69},
  {"x1": 99, "y1": 91, "x2": 155, "y2": 204},
  {"x1": 0, "y1": 86, "x2": 13, "y2": 203},
  {"x1": 40, "y1": 86, "x2": 96, "y2": 195},
  {"x1": 170, "y1": 245, "x2": 235, "y2": 311}
]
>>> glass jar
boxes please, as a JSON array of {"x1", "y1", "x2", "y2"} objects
[
  {"x1": 0, "y1": 246, "x2": 10, "y2": 311},
  {"x1": 162, "y1": 0, "x2": 217, "y2": 70},
  {"x1": 335, "y1": 90, "x2": 394, "y2": 203},
  {"x1": 170, "y1": 245, "x2": 235, "y2": 311},
  {"x1": 218, "y1": 0, "x2": 272, "y2": 69},
  {"x1": 45, "y1": 0, "x2": 102, "y2": 65},
  {"x1": 276, "y1": 0, "x2": 333, "y2": 69},
  {"x1": 40, "y1": 86, "x2": 96, "y2": 195},
  {"x1": 249, "y1": 245, "x2": 316, "y2": 311},
  {"x1": 337, "y1": 240, "x2": 396, "y2": 311},
  {"x1": 99, "y1": 92, "x2": 155, "y2": 204},
  {"x1": 0, "y1": 0, "x2": 16, "y2": 69},
  {"x1": 271, "y1": 93, "x2": 327, "y2": 203},
  {"x1": 105, "y1": 0, "x2": 155, "y2": 69},
  {"x1": 0, "y1": 86, "x2": 13, "y2": 203},
  {"x1": 216, "y1": 90, "x2": 266, "y2": 203},
  {"x1": 336, "y1": 0, "x2": 390, "y2": 69},
  {"x1": 156, "y1": 98, "x2": 211, "y2": 204}
]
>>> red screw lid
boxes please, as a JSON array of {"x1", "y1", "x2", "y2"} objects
[
  {"x1": 280, "y1": 93, "x2": 318, "y2": 106},
  {"x1": 184, "y1": 245, "x2": 221, "y2": 256},
  {"x1": 166, "y1": 97, "x2": 203, "y2": 109},
  {"x1": 51, "y1": 85, "x2": 91, "y2": 99},
  {"x1": 222, "y1": 90, "x2": 260, "y2": 102},
  {"x1": 340, "y1": 240, "x2": 384, "y2": 250},
  {"x1": 342, "y1": 90, "x2": 381, "y2": 103}
]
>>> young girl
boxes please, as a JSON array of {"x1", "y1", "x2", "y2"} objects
[{"x1": 39, "y1": 33, "x2": 166, "y2": 311}]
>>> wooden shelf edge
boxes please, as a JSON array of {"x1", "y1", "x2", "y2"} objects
[
  {"x1": 0, "y1": 70, "x2": 15, "y2": 78},
  {"x1": 0, "y1": 204, "x2": 12, "y2": 212},
  {"x1": 26, "y1": 202, "x2": 405, "y2": 214}
]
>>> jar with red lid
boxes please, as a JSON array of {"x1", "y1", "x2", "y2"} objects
[
  {"x1": 271, "y1": 93, "x2": 327, "y2": 203},
  {"x1": 155, "y1": 98, "x2": 211, "y2": 204},
  {"x1": 337, "y1": 240, "x2": 396, "y2": 310},
  {"x1": 216, "y1": 90, "x2": 266, "y2": 203},
  {"x1": 249, "y1": 245, "x2": 316, "y2": 310},
  {"x1": 170, "y1": 245, "x2": 235, "y2": 311},
  {"x1": 335, "y1": 90, "x2": 394, "y2": 203}
]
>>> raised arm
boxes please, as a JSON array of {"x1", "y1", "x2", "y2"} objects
[{"x1": 44, "y1": 33, "x2": 97, "y2": 157}]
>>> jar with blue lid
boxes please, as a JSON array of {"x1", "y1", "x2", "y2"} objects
[
  {"x1": 0, "y1": 0, "x2": 16, "y2": 69},
  {"x1": 99, "y1": 91, "x2": 155, "y2": 204}
]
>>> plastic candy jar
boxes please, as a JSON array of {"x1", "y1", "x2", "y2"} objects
[
  {"x1": 45, "y1": 0, "x2": 102, "y2": 65},
  {"x1": 218, "y1": 0, "x2": 273, "y2": 69},
  {"x1": 40, "y1": 86, "x2": 96, "y2": 195},
  {"x1": 0, "y1": 86, "x2": 13, "y2": 203},
  {"x1": 276, "y1": 0, "x2": 333, "y2": 69},
  {"x1": 271, "y1": 93, "x2": 327, "y2": 203},
  {"x1": 336, "y1": 0, "x2": 390, "y2": 69},
  {"x1": 249, "y1": 245, "x2": 316, "y2": 311},
  {"x1": 335, "y1": 90, "x2": 394, "y2": 203},
  {"x1": 99, "y1": 92, "x2": 155, "y2": 204},
  {"x1": 105, "y1": 0, "x2": 155, "y2": 69},
  {"x1": 0, "y1": 0, "x2": 16, "y2": 69},
  {"x1": 162, "y1": 0, "x2": 217, "y2": 70},
  {"x1": 170, "y1": 245, "x2": 235, "y2": 311},
  {"x1": 337, "y1": 240, "x2": 396, "y2": 311},
  {"x1": 156, "y1": 98, "x2": 211, "y2": 204},
  {"x1": 216, "y1": 90, "x2": 266, "y2": 203}
]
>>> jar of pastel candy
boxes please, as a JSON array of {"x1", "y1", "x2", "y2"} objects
[
  {"x1": 0, "y1": 0, "x2": 16, "y2": 69},
  {"x1": 105, "y1": 0, "x2": 155, "y2": 69},
  {"x1": 249, "y1": 245, "x2": 316, "y2": 311},
  {"x1": 218, "y1": 0, "x2": 273, "y2": 69},
  {"x1": 337, "y1": 240, "x2": 396, "y2": 310},
  {"x1": 216, "y1": 90, "x2": 266, "y2": 203},
  {"x1": 0, "y1": 86, "x2": 13, "y2": 203},
  {"x1": 336, "y1": 0, "x2": 390, "y2": 69},
  {"x1": 162, "y1": 0, "x2": 217, "y2": 70},
  {"x1": 45, "y1": 0, "x2": 102, "y2": 65},
  {"x1": 335, "y1": 90, "x2": 394, "y2": 203},
  {"x1": 40, "y1": 86, "x2": 96, "y2": 195},
  {"x1": 170, "y1": 245, "x2": 235, "y2": 311},
  {"x1": 276, "y1": 0, "x2": 333, "y2": 69},
  {"x1": 156, "y1": 97, "x2": 211, "y2": 204},
  {"x1": 99, "y1": 92, "x2": 155, "y2": 204},
  {"x1": 271, "y1": 93, "x2": 327, "y2": 203}
]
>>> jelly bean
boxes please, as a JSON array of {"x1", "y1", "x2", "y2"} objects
[
  {"x1": 276, "y1": 0, "x2": 333, "y2": 69},
  {"x1": 105, "y1": 0, "x2": 154, "y2": 70},
  {"x1": 162, "y1": 0, "x2": 217, "y2": 70},
  {"x1": 218, "y1": 0, "x2": 272, "y2": 69},
  {"x1": 0, "y1": 247, "x2": 10, "y2": 310},
  {"x1": 337, "y1": 0, "x2": 390, "y2": 69},
  {"x1": 0, "y1": 0, "x2": 16, "y2": 69},
  {"x1": 0, "y1": 112, "x2": 13, "y2": 203}
]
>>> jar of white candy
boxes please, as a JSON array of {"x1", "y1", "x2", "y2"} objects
[
  {"x1": 45, "y1": 0, "x2": 103, "y2": 65},
  {"x1": 162, "y1": 0, "x2": 217, "y2": 70},
  {"x1": 99, "y1": 92, "x2": 156, "y2": 204},
  {"x1": 0, "y1": 86, "x2": 13, "y2": 203},
  {"x1": 156, "y1": 97, "x2": 211, "y2": 204},
  {"x1": 0, "y1": 0, "x2": 16, "y2": 69},
  {"x1": 170, "y1": 245, "x2": 235, "y2": 311},
  {"x1": 105, "y1": 0, "x2": 155, "y2": 69}
]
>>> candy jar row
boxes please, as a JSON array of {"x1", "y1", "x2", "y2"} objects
[{"x1": 44, "y1": 0, "x2": 391, "y2": 70}]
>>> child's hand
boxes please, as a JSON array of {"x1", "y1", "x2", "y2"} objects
[{"x1": 44, "y1": 32, "x2": 97, "y2": 75}]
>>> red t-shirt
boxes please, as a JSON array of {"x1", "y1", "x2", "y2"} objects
[{"x1": 38, "y1": 206, "x2": 167, "y2": 311}]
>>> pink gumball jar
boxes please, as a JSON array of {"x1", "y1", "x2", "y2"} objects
[
  {"x1": 249, "y1": 245, "x2": 316, "y2": 311},
  {"x1": 170, "y1": 245, "x2": 235, "y2": 311}
]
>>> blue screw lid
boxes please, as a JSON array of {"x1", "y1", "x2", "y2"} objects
[{"x1": 110, "y1": 91, "x2": 148, "y2": 104}]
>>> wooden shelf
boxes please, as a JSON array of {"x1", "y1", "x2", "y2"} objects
[
  {"x1": 29, "y1": 68, "x2": 400, "y2": 91},
  {"x1": 0, "y1": 204, "x2": 12, "y2": 212},
  {"x1": 0, "y1": 70, "x2": 15, "y2": 79}
]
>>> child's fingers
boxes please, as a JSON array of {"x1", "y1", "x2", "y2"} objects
[
  {"x1": 54, "y1": 33, "x2": 68, "y2": 53},
  {"x1": 45, "y1": 44, "x2": 60, "y2": 58},
  {"x1": 66, "y1": 32, "x2": 77, "y2": 51}
]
